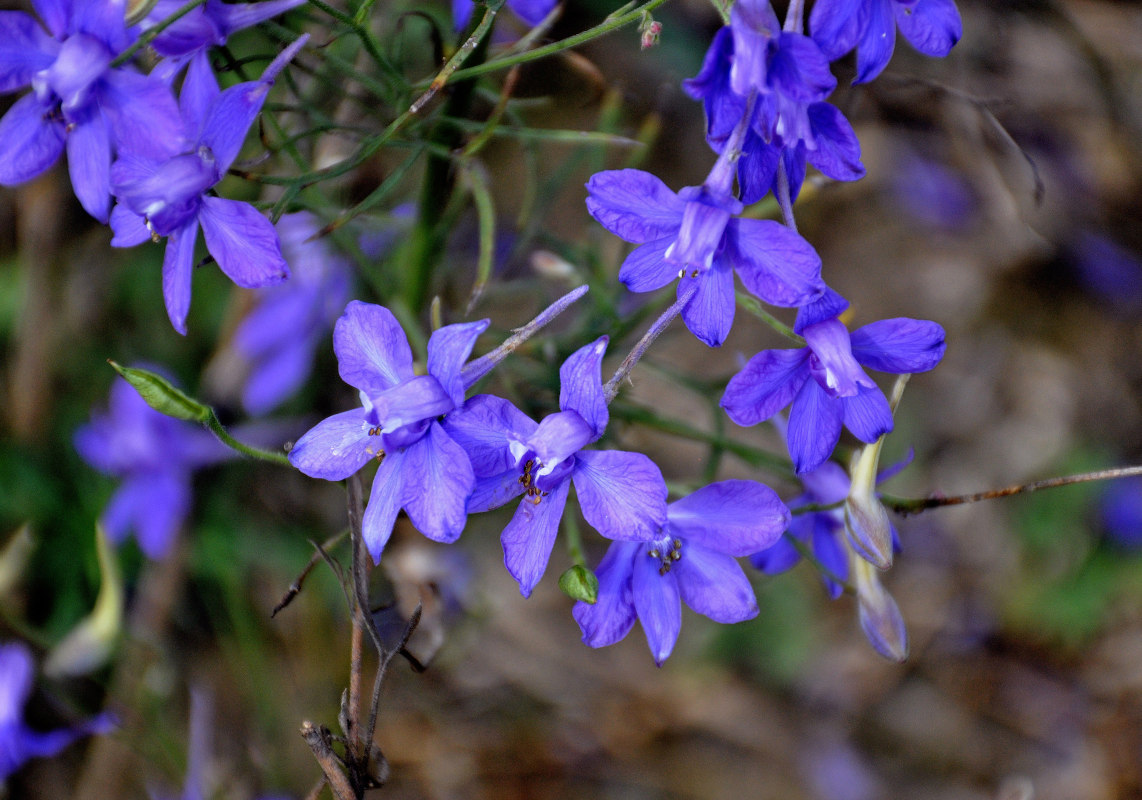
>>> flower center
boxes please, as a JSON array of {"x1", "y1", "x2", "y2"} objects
[{"x1": 646, "y1": 537, "x2": 683, "y2": 576}]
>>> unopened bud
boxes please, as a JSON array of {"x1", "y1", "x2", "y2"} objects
[
  {"x1": 559, "y1": 564, "x2": 599, "y2": 604},
  {"x1": 108, "y1": 361, "x2": 210, "y2": 422},
  {"x1": 845, "y1": 438, "x2": 894, "y2": 569},
  {"x1": 852, "y1": 556, "x2": 908, "y2": 662},
  {"x1": 639, "y1": 15, "x2": 662, "y2": 49}
]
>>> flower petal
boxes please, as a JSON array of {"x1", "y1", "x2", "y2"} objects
[
  {"x1": 65, "y1": 109, "x2": 111, "y2": 222},
  {"x1": 675, "y1": 545, "x2": 758, "y2": 623},
  {"x1": 0, "y1": 642, "x2": 34, "y2": 724},
  {"x1": 109, "y1": 204, "x2": 151, "y2": 247},
  {"x1": 809, "y1": 0, "x2": 861, "y2": 60},
  {"x1": 573, "y1": 540, "x2": 639, "y2": 648},
  {"x1": 895, "y1": 0, "x2": 962, "y2": 57},
  {"x1": 0, "y1": 93, "x2": 65, "y2": 185},
  {"x1": 198, "y1": 77, "x2": 271, "y2": 172},
  {"x1": 665, "y1": 480, "x2": 790, "y2": 556},
  {"x1": 559, "y1": 336, "x2": 608, "y2": 439},
  {"x1": 401, "y1": 424, "x2": 474, "y2": 543},
  {"x1": 854, "y1": 0, "x2": 897, "y2": 83},
  {"x1": 806, "y1": 101, "x2": 865, "y2": 182},
  {"x1": 0, "y1": 12, "x2": 57, "y2": 93},
  {"x1": 850, "y1": 317, "x2": 946, "y2": 373},
  {"x1": 618, "y1": 236, "x2": 677, "y2": 293},
  {"x1": 427, "y1": 319, "x2": 489, "y2": 408},
  {"x1": 443, "y1": 394, "x2": 537, "y2": 477},
  {"x1": 467, "y1": 469, "x2": 526, "y2": 514},
  {"x1": 787, "y1": 378, "x2": 844, "y2": 474},
  {"x1": 199, "y1": 196, "x2": 290, "y2": 288},
  {"x1": 728, "y1": 219, "x2": 825, "y2": 308},
  {"x1": 794, "y1": 286, "x2": 849, "y2": 334},
  {"x1": 288, "y1": 408, "x2": 376, "y2": 480},
  {"x1": 585, "y1": 168, "x2": 685, "y2": 244},
  {"x1": 720, "y1": 348, "x2": 810, "y2": 427},
  {"x1": 334, "y1": 301, "x2": 415, "y2": 396},
  {"x1": 361, "y1": 447, "x2": 407, "y2": 562},
  {"x1": 501, "y1": 476, "x2": 571, "y2": 597},
  {"x1": 841, "y1": 385, "x2": 893, "y2": 443},
  {"x1": 99, "y1": 68, "x2": 185, "y2": 161},
  {"x1": 679, "y1": 261, "x2": 734, "y2": 347},
  {"x1": 162, "y1": 218, "x2": 199, "y2": 335},
  {"x1": 631, "y1": 554, "x2": 680, "y2": 665},
  {"x1": 572, "y1": 450, "x2": 667, "y2": 541}
]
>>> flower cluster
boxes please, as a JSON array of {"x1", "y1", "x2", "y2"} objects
[{"x1": 0, "y1": 0, "x2": 308, "y2": 334}]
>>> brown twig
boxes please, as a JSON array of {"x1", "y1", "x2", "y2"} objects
[
  {"x1": 271, "y1": 528, "x2": 349, "y2": 617},
  {"x1": 882, "y1": 465, "x2": 1142, "y2": 516},
  {"x1": 300, "y1": 721, "x2": 356, "y2": 800}
]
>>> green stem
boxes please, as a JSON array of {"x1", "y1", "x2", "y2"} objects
[
  {"x1": 428, "y1": 0, "x2": 673, "y2": 86},
  {"x1": 111, "y1": 0, "x2": 207, "y2": 67},
  {"x1": 204, "y1": 411, "x2": 292, "y2": 467},
  {"x1": 563, "y1": 514, "x2": 586, "y2": 567},
  {"x1": 735, "y1": 291, "x2": 803, "y2": 344}
]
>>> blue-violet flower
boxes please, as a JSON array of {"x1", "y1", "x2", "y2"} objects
[{"x1": 573, "y1": 480, "x2": 790, "y2": 665}]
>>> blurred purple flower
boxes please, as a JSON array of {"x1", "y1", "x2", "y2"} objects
[
  {"x1": 1, "y1": 641, "x2": 112, "y2": 782},
  {"x1": 810, "y1": 0, "x2": 962, "y2": 84},
  {"x1": 0, "y1": 0, "x2": 182, "y2": 221},
  {"x1": 288, "y1": 302, "x2": 487, "y2": 561},
  {"x1": 453, "y1": 0, "x2": 556, "y2": 30},
  {"x1": 109, "y1": 37, "x2": 307, "y2": 334},
  {"x1": 1071, "y1": 231, "x2": 1142, "y2": 316},
  {"x1": 573, "y1": 481, "x2": 789, "y2": 665},
  {"x1": 890, "y1": 151, "x2": 976, "y2": 230},
  {"x1": 586, "y1": 164, "x2": 824, "y2": 347},
  {"x1": 721, "y1": 290, "x2": 946, "y2": 473},
  {"x1": 74, "y1": 373, "x2": 228, "y2": 559},
  {"x1": 444, "y1": 338, "x2": 668, "y2": 597},
  {"x1": 234, "y1": 212, "x2": 352, "y2": 415},
  {"x1": 1101, "y1": 477, "x2": 1142, "y2": 551}
]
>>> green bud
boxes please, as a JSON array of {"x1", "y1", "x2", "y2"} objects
[
  {"x1": 108, "y1": 361, "x2": 210, "y2": 422},
  {"x1": 558, "y1": 564, "x2": 599, "y2": 604}
]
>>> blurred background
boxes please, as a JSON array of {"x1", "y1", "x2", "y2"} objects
[{"x1": 2, "y1": 0, "x2": 1142, "y2": 797}]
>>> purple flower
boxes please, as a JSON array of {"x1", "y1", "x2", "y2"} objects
[
  {"x1": 810, "y1": 0, "x2": 963, "y2": 84},
  {"x1": 288, "y1": 301, "x2": 487, "y2": 561},
  {"x1": 143, "y1": 0, "x2": 307, "y2": 78},
  {"x1": 453, "y1": 0, "x2": 556, "y2": 30},
  {"x1": 233, "y1": 212, "x2": 352, "y2": 415},
  {"x1": 109, "y1": 36, "x2": 307, "y2": 334},
  {"x1": 752, "y1": 461, "x2": 851, "y2": 597},
  {"x1": 721, "y1": 293, "x2": 946, "y2": 473},
  {"x1": 74, "y1": 372, "x2": 228, "y2": 559},
  {"x1": 1, "y1": 642, "x2": 112, "y2": 781},
  {"x1": 573, "y1": 481, "x2": 790, "y2": 665},
  {"x1": 683, "y1": 4, "x2": 864, "y2": 204},
  {"x1": 0, "y1": 0, "x2": 182, "y2": 221},
  {"x1": 585, "y1": 165, "x2": 824, "y2": 347},
  {"x1": 443, "y1": 338, "x2": 668, "y2": 597}
]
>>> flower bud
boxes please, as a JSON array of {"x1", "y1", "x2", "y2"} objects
[
  {"x1": 108, "y1": 361, "x2": 210, "y2": 422},
  {"x1": 640, "y1": 17, "x2": 662, "y2": 49},
  {"x1": 559, "y1": 564, "x2": 599, "y2": 604},
  {"x1": 844, "y1": 436, "x2": 893, "y2": 569},
  {"x1": 852, "y1": 556, "x2": 908, "y2": 662}
]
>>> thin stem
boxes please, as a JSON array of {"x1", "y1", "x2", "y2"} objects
[
  {"x1": 409, "y1": 0, "x2": 504, "y2": 115},
  {"x1": 203, "y1": 411, "x2": 292, "y2": 466},
  {"x1": 775, "y1": 158, "x2": 798, "y2": 233},
  {"x1": 735, "y1": 290, "x2": 804, "y2": 343},
  {"x1": 882, "y1": 465, "x2": 1142, "y2": 516},
  {"x1": 461, "y1": 285, "x2": 590, "y2": 388},
  {"x1": 783, "y1": 0, "x2": 805, "y2": 34},
  {"x1": 563, "y1": 514, "x2": 586, "y2": 567},
  {"x1": 110, "y1": 0, "x2": 207, "y2": 67},
  {"x1": 603, "y1": 282, "x2": 698, "y2": 403},
  {"x1": 431, "y1": 0, "x2": 672, "y2": 86}
]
